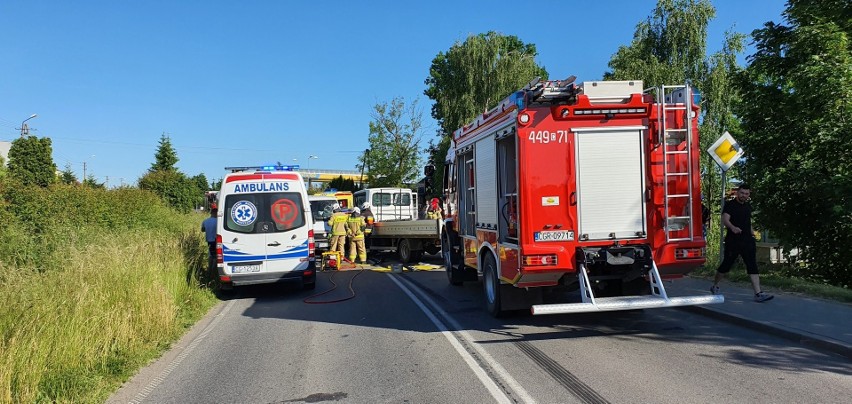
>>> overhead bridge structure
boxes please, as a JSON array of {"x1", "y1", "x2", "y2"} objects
[{"x1": 297, "y1": 168, "x2": 365, "y2": 187}]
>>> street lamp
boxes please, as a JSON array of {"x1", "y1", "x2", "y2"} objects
[
  {"x1": 308, "y1": 155, "x2": 318, "y2": 170},
  {"x1": 19, "y1": 114, "x2": 37, "y2": 137}
]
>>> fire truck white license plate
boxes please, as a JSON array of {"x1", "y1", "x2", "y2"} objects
[
  {"x1": 231, "y1": 264, "x2": 261, "y2": 273},
  {"x1": 534, "y1": 230, "x2": 575, "y2": 242}
]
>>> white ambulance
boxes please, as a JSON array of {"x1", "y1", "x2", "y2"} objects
[{"x1": 215, "y1": 165, "x2": 316, "y2": 290}]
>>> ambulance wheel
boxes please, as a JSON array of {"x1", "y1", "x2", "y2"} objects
[
  {"x1": 398, "y1": 239, "x2": 414, "y2": 263},
  {"x1": 444, "y1": 234, "x2": 464, "y2": 285},
  {"x1": 217, "y1": 282, "x2": 235, "y2": 299},
  {"x1": 483, "y1": 253, "x2": 504, "y2": 317},
  {"x1": 303, "y1": 265, "x2": 317, "y2": 290}
]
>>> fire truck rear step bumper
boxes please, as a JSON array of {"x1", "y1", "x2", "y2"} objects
[
  {"x1": 531, "y1": 257, "x2": 724, "y2": 315},
  {"x1": 531, "y1": 295, "x2": 723, "y2": 315}
]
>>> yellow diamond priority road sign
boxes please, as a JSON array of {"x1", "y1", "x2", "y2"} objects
[{"x1": 707, "y1": 131, "x2": 744, "y2": 172}]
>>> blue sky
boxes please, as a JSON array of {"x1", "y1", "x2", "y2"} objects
[{"x1": 0, "y1": 0, "x2": 786, "y2": 187}]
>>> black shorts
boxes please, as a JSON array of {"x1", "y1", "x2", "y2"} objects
[{"x1": 717, "y1": 236, "x2": 759, "y2": 275}]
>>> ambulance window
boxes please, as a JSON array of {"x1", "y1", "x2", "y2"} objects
[
  {"x1": 223, "y1": 192, "x2": 306, "y2": 234},
  {"x1": 269, "y1": 193, "x2": 306, "y2": 232},
  {"x1": 224, "y1": 194, "x2": 261, "y2": 234}
]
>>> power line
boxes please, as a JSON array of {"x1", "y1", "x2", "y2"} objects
[{"x1": 49, "y1": 135, "x2": 364, "y2": 154}]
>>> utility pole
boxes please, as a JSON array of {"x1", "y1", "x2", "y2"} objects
[
  {"x1": 105, "y1": 176, "x2": 109, "y2": 188},
  {"x1": 83, "y1": 161, "x2": 87, "y2": 180}
]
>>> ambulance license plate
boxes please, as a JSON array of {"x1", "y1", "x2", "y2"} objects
[
  {"x1": 231, "y1": 264, "x2": 261, "y2": 273},
  {"x1": 534, "y1": 230, "x2": 575, "y2": 242},
  {"x1": 318, "y1": 242, "x2": 329, "y2": 248}
]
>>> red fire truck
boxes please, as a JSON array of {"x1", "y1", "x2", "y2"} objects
[{"x1": 440, "y1": 77, "x2": 724, "y2": 316}]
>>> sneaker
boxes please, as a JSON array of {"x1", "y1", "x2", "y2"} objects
[
  {"x1": 709, "y1": 285, "x2": 720, "y2": 295},
  {"x1": 754, "y1": 292, "x2": 774, "y2": 302}
]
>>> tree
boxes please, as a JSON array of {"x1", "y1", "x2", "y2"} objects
[
  {"x1": 210, "y1": 177, "x2": 223, "y2": 190},
  {"x1": 605, "y1": 0, "x2": 716, "y2": 86},
  {"x1": 149, "y1": 133, "x2": 178, "y2": 172},
  {"x1": 191, "y1": 173, "x2": 208, "y2": 192},
  {"x1": 327, "y1": 176, "x2": 359, "y2": 192},
  {"x1": 358, "y1": 97, "x2": 425, "y2": 188},
  {"x1": 7, "y1": 135, "x2": 57, "y2": 187},
  {"x1": 83, "y1": 174, "x2": 105, "y2": 189},
  {"x1": 736, "y1": 0, "x2": 852, "y2": 286},
  {"x1": 138, "y1": 170, "x2": 197, "y2": 213},
  {"x1": 605, "y1": 0, "x2": 746, "y2": 260},
  {"x1": 189, "y1": 173, "x2": 209, "y2": 209},
  {"x1": 60, "y1": 163, "x2": 78, "y2": 185},
  {"x1": 139, "y1": 136, "x2": 199, "y2": 211},
  {"x1": 424, "y1": 32, "x2": 548, "y2": 194}
]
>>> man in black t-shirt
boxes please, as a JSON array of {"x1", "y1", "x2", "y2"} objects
[{"x1": 710, "y1": 184, "x2": 774, "y2": 302}]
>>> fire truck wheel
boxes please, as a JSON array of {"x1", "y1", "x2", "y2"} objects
[
  {"x1": 444, "y1": 234, "x2": 464, "y2": 285},
  {"x1": 482, "y1": 253, "x2": 504, "y2": 317}
]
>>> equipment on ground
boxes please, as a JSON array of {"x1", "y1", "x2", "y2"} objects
[{"x1": 321, "y1": 251, "x2": 341, "y2": 271}]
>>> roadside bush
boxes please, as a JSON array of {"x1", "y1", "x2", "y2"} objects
[
  {"x1": 0, "y1": 180, "x2": 185, "y2": 271},
  {"x1": 138, "y1": 170, "x2": 199, "y2": 213},
  {"x1": 0, "y1": 177, "x2": 217, "y2": 402}
]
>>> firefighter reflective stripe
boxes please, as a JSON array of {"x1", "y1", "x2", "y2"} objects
[
  {"x1": 329, "y1": 212, "x2": 349, "y2": 236},
  {"x1": 347, "y1": 215, "x2": 365, "y2": 240}
]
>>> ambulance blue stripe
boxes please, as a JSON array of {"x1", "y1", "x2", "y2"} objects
[
  {"x1": 223, "y1": 248, "x2": 309, "y2": 263},
  {"x1": 221, "y1": 240, "x2": 309, "y2": 260}
]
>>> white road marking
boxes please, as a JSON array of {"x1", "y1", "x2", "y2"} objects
[
  {"x1": 387, "y1": 274, "x2": 536, "y2": 404},
  {"x1": 129, "y1": 299, "x2": 236, "y2": 404}
]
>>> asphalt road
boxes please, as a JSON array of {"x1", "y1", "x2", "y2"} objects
[{"x1": 111, "y1": 255, "x2": 852, "y2": 404}]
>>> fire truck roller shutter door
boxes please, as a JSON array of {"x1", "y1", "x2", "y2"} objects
[{"x1": 573, "y1": 126, "x2": 648, "y2": 241}]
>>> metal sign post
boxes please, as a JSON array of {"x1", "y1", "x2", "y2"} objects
[{"x1": 707, "y1": 131, "x2": 745, "y2": 261}]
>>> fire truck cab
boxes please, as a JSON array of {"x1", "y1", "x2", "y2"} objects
[{"x1": 441, "y1": 77, "x2": 723, "y2": 316}]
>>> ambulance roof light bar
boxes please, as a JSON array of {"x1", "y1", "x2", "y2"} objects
[{"x1": 225, "y1": 165, "x2": 300, "y2": 173}]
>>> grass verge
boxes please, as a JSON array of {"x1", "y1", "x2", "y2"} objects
[{"x1": 0, "y1": 218, "x2": 217, "y2": 403}]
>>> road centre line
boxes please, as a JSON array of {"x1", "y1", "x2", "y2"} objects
[{"x1": 387, "y1": 274, "x2": 536, "y2": 404}]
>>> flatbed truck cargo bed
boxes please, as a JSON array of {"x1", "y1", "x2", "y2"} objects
[
  {"x1": 367, "y1": 219, "x2": 442, "y2": 263},
  {"x1": 371, "y1": 219, "x2": 442, "y2": 238}
]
